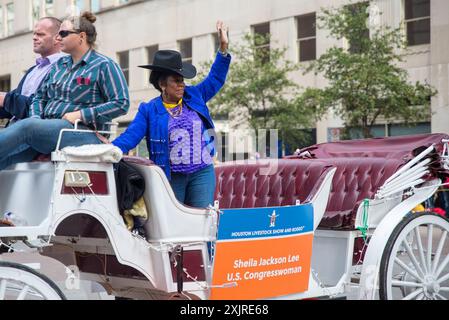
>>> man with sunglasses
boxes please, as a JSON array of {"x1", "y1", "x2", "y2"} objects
[{"x1": 0, "y1": 17, "x2": 65, "y2": 125}]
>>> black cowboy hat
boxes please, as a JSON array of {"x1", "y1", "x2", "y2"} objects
[{"x1": 138, "y1": 50, "x2": 197, "y2": 79}]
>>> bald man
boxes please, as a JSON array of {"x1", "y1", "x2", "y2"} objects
[{"x1": 0, "y1": 17, "x2": 65, "y2": 123}]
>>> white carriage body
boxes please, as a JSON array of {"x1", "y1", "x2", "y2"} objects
[{"x1": 1, "y1": 134, "x2": 448, "y2": 300}]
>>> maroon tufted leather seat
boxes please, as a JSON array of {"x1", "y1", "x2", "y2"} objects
[
  {"x1": 214, "y1": 159, "x2": 333, "y2": 211},
  {"x1": 316, "y1": 157, "x2": 404, "y2": 230},
  {"x1": 214, "y1": 157, "x2": 404, "y2": 230}
]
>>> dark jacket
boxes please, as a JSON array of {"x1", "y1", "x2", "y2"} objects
[
  {"x1": 114, "y1": 160, "x2": 146, "y2": 215},
  {"x1": 1, "y1": 66, "x2": 37, "y2": 121},
  {"x1": 112, "y1": 52, "x2": 231, "y2": 180}
]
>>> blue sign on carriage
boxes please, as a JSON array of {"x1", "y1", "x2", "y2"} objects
[{"x1": 217, "y1": 204, "x2": 314, "y2": 241}]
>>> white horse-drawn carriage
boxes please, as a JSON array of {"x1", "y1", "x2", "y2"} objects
[{"x1": 1, "y1": 128, "x2": 448, "y2": 300}]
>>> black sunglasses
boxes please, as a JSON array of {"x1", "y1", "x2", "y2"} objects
[{"x1": 58, "y1": 30, "x2": 80, "y2": 38}]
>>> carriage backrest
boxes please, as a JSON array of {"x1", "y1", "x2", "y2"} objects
[
  {"x1": 316, "y1": 157, "x2": 404, "y2": 229},
  {"x1": 213, "y1": 157, "x2": 404, "y2": 230},
  {"x1": 214, "y1": 159, "x2": 333, "y2": 209}
]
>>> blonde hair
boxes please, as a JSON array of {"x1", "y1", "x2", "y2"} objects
[{"x1": 66, "y1": 11, "x2": 97, "y2": 47}]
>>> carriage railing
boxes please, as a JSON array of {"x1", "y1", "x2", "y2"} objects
[
  {"x1": 442, "y1": 139, "x2": 449, "y2": 171},
  {"x1": 375, "y1": 144, "x2": 436, "y2": 200},
  {"x1": 375, "y1": 139, "x2": 449, "y2": 200},
  {"x1": 54, "y1": 120, "x2": 118, "y2": 152}
]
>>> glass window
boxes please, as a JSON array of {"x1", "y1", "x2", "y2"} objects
[
  {"x1": 253, "y1": 22, "x2": 270, "y2": 39},
  {"x1": 31, "y1": 0, "x2": 41, "y2": 26},
  {"x1": 45, "y1": 0, "x2": 54, "y2": 16},
  {"x1": 145, "y1": 45, "x2": 158, "y2": 85},
  {"x1": 146, "y1": 45, "x2": 158, "y2": 64},
  {"x1": 404, "y1": 0, "x2": 430, "y2": 46},
  {"x1": 75, "y1": 0, "x2": 85, "y2": 13},
  {"x1": 6, "y1": 3, "x2": 14, "y2": 37},
  {"x1": 118, "y1": 51, "x2": 130, "y2": 85},
  {"x1": 178, "y1": 38, "x2": 192, "y2": 64},
  {"x1": 0, "y1": 75, "x2": 11, "y2": 128},
  {"x1": 388, "y1": 122, "x2": 430, "y2": 136},
  {"x1": 405, "y1": 0, "x2": 430, "y2": 19},
  {"x1": 297, "y1": 13, "x2": 316, "y2": 62},
  {"x1": 252, "y1": 22, "x2": 270, "y2": 63},
  {"x1": 91, "y1": 0, "x2": 101, "y2": 13},
  {"x1": 0, "y1": 75, "x2": 11, "y2": 92}
]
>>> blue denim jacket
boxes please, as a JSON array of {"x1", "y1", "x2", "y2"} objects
[{"x1": 113, "y1": 52, "x2": 231, "y2": 180}]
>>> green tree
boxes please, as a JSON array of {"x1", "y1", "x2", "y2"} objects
[
  {"x1": 304, "y1": 1, "x2": 437, "y2": 138},
  {"x1": 196, "y1": 33, "x2": 322, "y2": 153}
]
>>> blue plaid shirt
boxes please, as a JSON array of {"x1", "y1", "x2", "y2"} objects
[{"x1": 30, "y1": 50, "x2": 130, "y2": 131}]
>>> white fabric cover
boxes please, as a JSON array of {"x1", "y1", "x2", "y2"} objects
[{"x1": 61, "y1": 144, "x2": 123, "y2": 163}]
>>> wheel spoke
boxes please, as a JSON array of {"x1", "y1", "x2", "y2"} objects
[
  {"x1": 414, "y1": 227, "x2": 428, "y2": 274},
  {"x1": 395, "y1": 257, "x2": 424, "y2": 282},
  {"x1": 402, "y1": 288, "x2": 423, "y2": 300},
  {"x1": 435, "y1": 253, "x2": 449, "y2": 279},
  {"x1": 402, "y1": 240, "x2": 426, "y2": 278},
  {"x1": 17, "y1": 285, "x2": 30, "y2": 300},
  {"x1": 437, "y1": 272, "x2": 449, "y2": 285},
  {"x1": 0, "y1": 279, "x2": 7, "y2": 300},
  {"x1": 435, "y1": 293, "x2": 448, "y2": 300},
  {"x1": 427, "y1": 224, "x2": 433, "y2": 272},
  {"x1": 432, "y1": 231, "x2": 447, "y2": 274},
  {"x1": 439, "y1": 287, "x2": 449, "y2": 292},
  {"x1": 391, "y1": 280, "x2": 422, "y2": 288},
  {"x1": 416, "y1": 293, "x2": 425, "y2": 300}
]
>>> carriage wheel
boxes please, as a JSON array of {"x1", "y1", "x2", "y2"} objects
[
  {"x1": 379, "y1": 212, "x2": 449, "y2": 300},
  {"x1": 0, "y1": 261, "x2": 66, "y2": 300}
]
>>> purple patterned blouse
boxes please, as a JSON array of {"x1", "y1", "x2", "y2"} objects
[{"x1": 168, "y1": 104, "x2": 213, "y2": 174}]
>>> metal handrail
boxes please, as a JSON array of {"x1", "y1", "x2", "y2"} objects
[{"x1": 55, "y1": 120, "x2": 118, "y2": 152}]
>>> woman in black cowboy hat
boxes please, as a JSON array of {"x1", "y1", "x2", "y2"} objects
[{"x1": 113, "y1": 21, "x2": 231, "y2": 208}]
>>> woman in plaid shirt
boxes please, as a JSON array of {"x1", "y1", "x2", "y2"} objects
[{"x1": 0, "y1": 11, "x2": 129, "y2": 170}]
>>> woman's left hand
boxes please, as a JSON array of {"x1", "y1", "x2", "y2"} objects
[
  {"x1": 217, "y1": 20, "x2": 229, "y2": 53},
  {"x1": 63, "y1": 111, "x2": 82, "y2": 124}
]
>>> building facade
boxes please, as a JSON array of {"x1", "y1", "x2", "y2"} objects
[{"x1": 0, "y1": 0, "x2": 448, "y2": 158}]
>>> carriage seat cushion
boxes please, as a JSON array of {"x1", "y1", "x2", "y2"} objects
[{"x1": 214, "y1": 159, "x2": 333, "y2": 210}]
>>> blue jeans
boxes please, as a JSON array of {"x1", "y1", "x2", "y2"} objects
[
  {"x1": 0, "y1": 118, "x2": 102, "y2": 170},
  {"x1": 170, "y1": 165, "x2": 216, "y2": 208}
]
